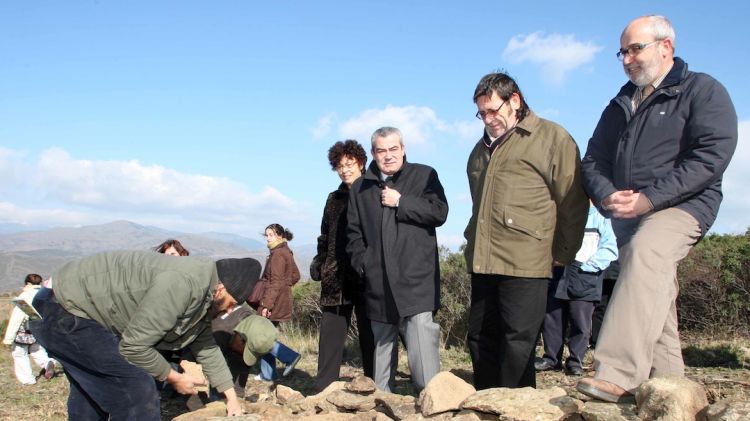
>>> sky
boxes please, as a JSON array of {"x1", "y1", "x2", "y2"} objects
[{"x1": 1, "y1": 1, "x2": 748, "y2": 249}]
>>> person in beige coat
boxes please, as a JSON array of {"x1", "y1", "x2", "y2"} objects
[{"x1": 465, "y1": 72, "x2": 589, "y2": 390}]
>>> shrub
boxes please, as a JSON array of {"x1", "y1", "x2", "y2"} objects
[{"x1": 677, "y1": 230, "x2": 750, "y2": 337}]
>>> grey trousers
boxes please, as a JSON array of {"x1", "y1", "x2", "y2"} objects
[
  {"x1": 593, "y1": 208, "x2": 700, "y2": 392},
  {"x1": 371, "y1": 311, "x2": 441, "y2": 392}
]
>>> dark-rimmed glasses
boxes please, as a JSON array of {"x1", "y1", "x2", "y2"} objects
[
  {"x1": 616, "y1": 40, "x2": 661, "y2": 61},
  {"x1": 475, "y1": 100, "x2": 507, "y2": 120}
]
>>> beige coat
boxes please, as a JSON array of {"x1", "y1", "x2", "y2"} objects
[{"x1": 464, "y1": 111, "x2": 589, "y2": 278}]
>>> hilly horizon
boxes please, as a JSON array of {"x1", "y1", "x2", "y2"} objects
[{"x1": 0, "y1": 220, "x2": 315, "y2": 293}]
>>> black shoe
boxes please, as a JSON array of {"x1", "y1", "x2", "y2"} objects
[
  {"x1": 566, "y1": 365, "x2": 584, "y2": 376},
  {"x1": 534, "y1": 359, "x2": 560, "y2": 372}
]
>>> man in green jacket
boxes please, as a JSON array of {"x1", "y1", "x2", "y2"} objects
[
  {"x1": 30, "y1": 251, "x2": 261, "y2": 420},
  {"x1": 465, "y1": 72, "x2": 588, "y2": 390}
]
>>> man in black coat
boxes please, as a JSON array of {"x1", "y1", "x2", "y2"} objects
[
  {"x1": 346, "y1": 126, "x2": 448, "y2": 392},
  {"x1": 577, "y1": 15, "x2": 737, "y2": 403}
]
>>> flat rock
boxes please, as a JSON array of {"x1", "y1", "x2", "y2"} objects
[
  {"x1": 173, "y1": 401, "x2": 226, "y2": 420},
  {"x1": 581, "y1": 401, "x2": 639, "y2": 421},
  {"x1": 705, "y1": 398, "x2": 750, "y2": 421},
  {"x1": 451, "y1": 410, "x2": 499, "y2": 420},
  {"x1": 636, "y1": 376, "x2": 709, "y2": 421},
  {"x1": 327, "y1": 389, "x2": 377, "y2": 411},
  {"x1": 180, "y1": 361, "x2": 208, "y2": 392},
  {"x1": 461, "y1": 386, "x2": 584, "y2": 421},
  {"x1": 418, "y1": 371, "x2": 476, "y2": 416},
  {"x1": 346, "y1": 375, "x2": 378, "y2": 394}
]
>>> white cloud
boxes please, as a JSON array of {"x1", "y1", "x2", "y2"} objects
[
  {"x1": 711, "y1": 118, "x2": 750, "y2": 234},
  {"x1": 0, "y1": 147, "x2": 311, "y2": 238},
  {"x1": 310, "y1": 113, "x2": 336, "y2": 139},
  {"x1": 437, "y1": 233, "x2": 466, "y2": 250},
  {"x1": 502, "y1": 32, "x2": 603, "y2": 84},
  {"x1": 338, "y1": 105, "x2": 480, "y2": 147}
]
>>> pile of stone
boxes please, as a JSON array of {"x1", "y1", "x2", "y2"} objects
[{"x1": 174, "y1": 372, "x2": 749, "y2": 421}]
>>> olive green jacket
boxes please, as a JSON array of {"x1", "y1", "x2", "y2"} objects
[
  {"x1": 464, "y1": 111, "x2": 589, "y2": 278},
  {"x1": 53, "y1": 251, "x2": 233, "y2": 393}
]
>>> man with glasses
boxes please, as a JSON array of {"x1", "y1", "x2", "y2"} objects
[
  {"x1": 346, "y1": 127, "x2": 448, "y2": 393},
  {"x1": 464, "y1": 72, "x2": 588, "y2": 389},
  {"x1": 578, "y1": 15, "x2": 737, "y2": 402}
]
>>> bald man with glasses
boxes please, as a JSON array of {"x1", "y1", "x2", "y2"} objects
[{"x1": 578, "y1": 15, "x2": 737, "y2": 402}]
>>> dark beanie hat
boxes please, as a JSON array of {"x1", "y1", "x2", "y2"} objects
[{"x1": 215, "y1": 258, "x2": 262, "y2": 303}]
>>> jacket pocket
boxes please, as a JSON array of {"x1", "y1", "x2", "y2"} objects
[{"x1": 503, "y1": 207, "x2": 548, "y2": 240}]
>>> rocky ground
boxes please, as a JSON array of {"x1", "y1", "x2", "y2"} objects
[{"x1": 160, "y1": 344, "x2": 750, "y2": 420}]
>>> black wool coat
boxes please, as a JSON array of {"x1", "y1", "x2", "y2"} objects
[
  {"x1": 346, "y1": 160, "x2": 448, "y2": 323},
  {"x1": 310, "y1": 183, "x2": 362, "y2": 307}
]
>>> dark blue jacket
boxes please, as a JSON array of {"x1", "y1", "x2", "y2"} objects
[{"x1": 581, "y1": 58, "x2": 737, "y2": 235}]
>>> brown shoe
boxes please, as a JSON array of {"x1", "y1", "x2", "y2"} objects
[{"x1": 576, "y1": 377, "x2": 632, "y2": 403}]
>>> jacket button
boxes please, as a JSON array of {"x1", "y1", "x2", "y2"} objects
[
  {"x1": 507, "y1": 218, "x2": 513, "y2": 224},
  {"x1": 475, "y1": 265, "x2": 480, "y2": 270},
  {"x1": 479, "y1": 219, "x2": 484, "y2": 224}
]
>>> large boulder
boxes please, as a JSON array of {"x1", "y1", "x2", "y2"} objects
[
  {"x1": 418, "y1": 371, "x2": 476, "y2": 416},
  {"x1": 635, "y1": 376, "x2": 709, "y2": 421}
]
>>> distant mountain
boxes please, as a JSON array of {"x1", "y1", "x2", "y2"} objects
[{"x1": 0, "y1": 220, "x2": 314, "y2": 293}]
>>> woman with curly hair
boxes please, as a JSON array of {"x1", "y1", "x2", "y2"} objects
[{"x1": 310, "y1": 139, "x2": 375, "y2": 392}]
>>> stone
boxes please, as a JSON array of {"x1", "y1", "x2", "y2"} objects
[
  {"x1": 460, "y1": 386, "x2": 584, "y2": 420},
  {"x1": 635, "y1": 376, "x2": 709, "y2": 421},
  {"x1": 374, "y1": 391, "x2": 418, "y2": 420},
  {"x1": 242, "y1": 402, "x2": 294, "y2": 420},
  {"x1": 705, "y1": 398, "x2": 750, "y2": 421},
  {"x1": 205, "y1": 416, "x2": 261, "y2": 421},
  {"x1": 275, "y1": 384, "x2": 304, "y2": 405},
  {"x1": 401, "y1": 413, "x2": 455, "y2": 421},
  {"x1": 581, "y1": 401, "x2": 639, "y2": 421},
  {"x1": 451, "y1": 410, "x2": 499, "y2": 420},
  {"x1": 180, "y1": 360, "x2": 208, "y2": 392},
  {"x1": 346, "y1": 375, "x2": 378, "y2": 394},
  {"x1": 173, "y1": 401, "x2": 226, "y2": 420},
  {"x1": 418, "y1": 371, "x2": 476, "y2": 416},
  {"x1": 327, "y1": 389, "x2": 377, "y2": 412}
]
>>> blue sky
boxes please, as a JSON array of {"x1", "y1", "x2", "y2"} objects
[{"x1": 1, "y1": 1, "x2": 748, "y2": 248}]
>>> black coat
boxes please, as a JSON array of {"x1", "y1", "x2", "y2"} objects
[
  {"x1": 310, "y1": 183, "x2": 362, "y2": 307},
  {"x1": 346, "y1": 160, "x2": 448, "y2": 323},
  {"x1": 581, "y1": 58, "x2": 737, "y2": 235}
]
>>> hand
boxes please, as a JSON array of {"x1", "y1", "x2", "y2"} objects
[
  {"x1": 166, "y1": 369, "x2": 206, "y2": 395},
  {"x1": 260, "y1": 307, "x2": 272, "y2": 318},
  {"x1": 224, "y1": 388, "x2": 244, "y2": 416},
  {"x1": 602, "y1": 190, "x2": 652, "y2": 219},
  {"x1": 552, "y1": 261, "x2": 564, "y2": 267},
  {"x1": 381, "y1": 186, "x2": 401, "y2": 207}
]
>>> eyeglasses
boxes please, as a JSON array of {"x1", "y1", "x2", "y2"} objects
[
  {"x1": 616, "y1": 40, "x2": 661, "y2": 61},
  {"x1": 335, "y1": 161, "x2": 359, "y2": 172},
  {"x1": 475, "y1": 100, "x2": 507, "y2": 120}
]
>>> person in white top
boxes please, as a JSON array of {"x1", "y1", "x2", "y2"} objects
[{"x1": 3, "y1": 274, "x2": 56, "y2": 385}]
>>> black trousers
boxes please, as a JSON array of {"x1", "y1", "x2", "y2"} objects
[
  {"x1": 467, "y1": 274, "x2": 548, "y2": 389},
  {"x1": 541, "y1": 293, "x2": 595, "y2": 369},
  {"x1": 314, "y1": 299, "x2": 374, "y2": 393}
]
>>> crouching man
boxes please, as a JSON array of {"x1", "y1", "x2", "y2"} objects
[{"x1": 30, "y1": 251, "x2": 261, "y2": 420}]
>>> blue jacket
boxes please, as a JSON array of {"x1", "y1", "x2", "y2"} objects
[
  {"x1": 581, "y1": 58, "x2": 737, "y2": 235},
  {"x1": 554, "y1": 206, "x2": 618, "y2": 301}
]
